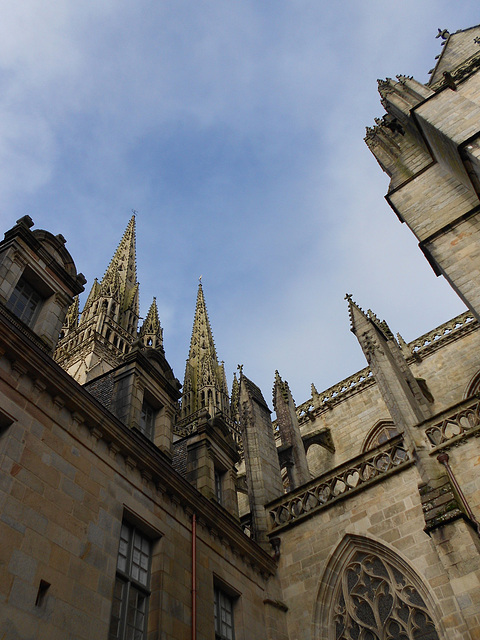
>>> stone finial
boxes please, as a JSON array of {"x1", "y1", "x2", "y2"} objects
[
  {"x1": 16, "y1": 215, "x2": 34, "y2": 228},
  {"x1": 436, "y1": 28, "x2": 449, "y2": 41}
]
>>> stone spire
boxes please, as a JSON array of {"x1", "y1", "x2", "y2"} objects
[
  {"x1": 180, "y1": 282, "x2": 230, "y2": 421},
  {"x1": 139, "y1": 297, "x2": 163, "y2": 350},
  {"x1": 99, "y1": 215, "x2": 139, "y2": 331},
  {"x1": 55, "y1": 216, "x2": 141, "y2": 383}
]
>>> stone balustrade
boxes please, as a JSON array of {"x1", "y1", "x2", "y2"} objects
[
  {"x1": 294, "y1": 311, "x2": 476, "y2": 423},
  {"x1": 424, "y1": 395, "x2": 480, "y2": 448},
  {"x1": 409, "y1": 310, "x2": 475, "y2": 354},
  {"x1": 267, "y1": 435, "x2": 412, "y2": 532}
]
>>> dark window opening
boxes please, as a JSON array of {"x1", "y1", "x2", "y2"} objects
[
  {"x1": 139, "y1": 399, "x2": 156, "y2": 441},
  {"x1": 35, "y1": 579, "x2": 50, "y2": 607},
  {"x1": 7, "y1": 277, "x2": 43, "y2": 326}
]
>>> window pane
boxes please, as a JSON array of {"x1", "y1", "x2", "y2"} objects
[
  {"x1": 131, "y1": 531, "x2": 150, "y2": 586},
  {"x1": 126, "y1": 586, "x2": 147, "y2": 640},
  {"x1": 214, "y1": 587, "x2": 234, "y2": 640},
  {"x1": 139, "y1": 400, "x2": 155, "y2": 440},
  {"x1": 117, "y1": 523, "x2": 130, "y2": 573},
  {"x1": 109, "y1": 578, "x2": 127, "y2": 640},
  {"x1": 109, "y1": 522, "x2": 151, "y2": 640},
  {"x1": 7, "y1": 278, "x2": 42, "y2": 326}
]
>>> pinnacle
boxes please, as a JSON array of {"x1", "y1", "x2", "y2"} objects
[
  {"x1": 346, "y1": 294, "x2": 367, "y2": 334},
  {"x1": 141, "y1": 297, "x2": 161, "y2": 333}
]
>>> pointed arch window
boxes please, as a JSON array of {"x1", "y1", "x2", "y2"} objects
[
  {"x1": 362, "y1": 421, "x2": 400, "y2": 452},
  {"x1": 316, "y1": 535, "x2": 442, "y2": 640},
  {"x1": 465, "y1": 370, "x2": 480, "y2": 398},
  {"x1": 333, "y1": 550, "x2": 439, "y2": 639}
]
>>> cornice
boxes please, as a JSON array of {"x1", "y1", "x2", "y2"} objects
[{"x1": 0, "y1": 311, "x2": 276, "y2": 577}]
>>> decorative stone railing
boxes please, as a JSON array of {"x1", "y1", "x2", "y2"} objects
[
  {"x1": 296, "y1": 367, "x2": 374, "y2": 420},
  {"x1": 267, "y1": 435, "x2": 412, "y2": 531},
  {"x1": 424, "y1": 396, "x2": 480, "y2": 449},
  {"x1": 294, "y1": 311, "x2": 476, "y2": 423},
  {"x1": 408, "y1": 310, "x2": 475, "y2": 354}
]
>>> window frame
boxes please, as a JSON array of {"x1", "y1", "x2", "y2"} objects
[
  {"x1": 6, "y1": 276, "x2": 43, "y2": 327},
  {"x1": 109, "y1": 521, "x2": 152, "y2": 640},
  {"x1": 214, "y1": 467, "x2": 224, "y2": 505},
  {"x1": 139, "y1": 398, "x2": 157, "y2": 441},
  {"x1": 214, "y1": 585, "x2": 235, "y2": 640}
]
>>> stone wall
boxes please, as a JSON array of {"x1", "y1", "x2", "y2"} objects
[{"x1": 0, "y1": 316, "x2": 277, "y2": 640}]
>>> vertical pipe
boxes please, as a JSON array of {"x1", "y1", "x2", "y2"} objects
[
  {"x1": 192, "y1": 513, "x2": 197, "y2": 640},
  {"x1": 437, "y1": 453, "x2": 480, "y2": 537}
]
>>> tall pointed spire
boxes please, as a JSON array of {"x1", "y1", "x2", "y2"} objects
[
  {"x1": 180, "y1": 282, "x2": 230, "y2": 421},
  {"x1": 101, "y1": 215, "x2": 138, "y2": 319},
  {"x1": 55, "y1": 216, "x2": 141, "y2": 384}
]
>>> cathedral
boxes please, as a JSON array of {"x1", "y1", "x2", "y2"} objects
[{"x1": 1, "y1": 23, "x2": 480, "y2": 640}]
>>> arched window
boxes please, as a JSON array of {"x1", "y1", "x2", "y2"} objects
[
  {"x1": 464, "y1": 370, "x2": 480, "y2": 398},
  {"x1": 315, "y1": 535, "x2": 442, "y2": 640},
  {"x1": 362, "y1": 420, "x2": 400, "y2": 452}
]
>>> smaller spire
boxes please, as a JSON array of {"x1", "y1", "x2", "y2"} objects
[
  {"x1": 180, "y1": 282, "x2": 230, "y2": 421},
  {"x1": 139, "y1": 297, "x2": 163, "y2": 350}
]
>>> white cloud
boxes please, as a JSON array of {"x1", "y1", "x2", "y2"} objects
[{"x1": 0, "y1": 1, "x2": 478, "y2": 407}]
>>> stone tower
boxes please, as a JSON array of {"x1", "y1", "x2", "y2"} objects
[
  {"x1": 54, "y1": 215, "x2": 140, "y2": 382},
  {"x1": 366, "y1": 25, "x2": 480, "y2": 321}
]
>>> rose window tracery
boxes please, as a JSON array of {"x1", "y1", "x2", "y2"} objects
[{"x1": 333, "y1": 551, "x2": 439, "y2": 640}]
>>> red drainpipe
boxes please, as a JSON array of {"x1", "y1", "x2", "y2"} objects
[{"x1": 192, "y1": 513, "x2": 197, "y2": 640}]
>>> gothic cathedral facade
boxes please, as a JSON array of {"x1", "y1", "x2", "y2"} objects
[{"x1": 1, "y1": 24, "x2": 480, "y2": 640}]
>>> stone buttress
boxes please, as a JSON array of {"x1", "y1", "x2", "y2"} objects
[
  {"x1": 238, "y1": 371, "x2": 283, "y2": 547},
  {"x1": 273, "y1": 370, "x2": 310, "y2": 490}
]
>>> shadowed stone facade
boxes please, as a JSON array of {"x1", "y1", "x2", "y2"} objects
[{"x1": 1, "y1": 23, "x2": 480, "y2": 640}]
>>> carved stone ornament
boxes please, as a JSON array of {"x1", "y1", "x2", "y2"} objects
[{"x1": 333, "y1": 550, "x2": 439, "y2": 639}]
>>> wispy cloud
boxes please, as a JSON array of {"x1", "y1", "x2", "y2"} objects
[{"x1": 0, "y1": 1, "x2": 477, "y2": 407}]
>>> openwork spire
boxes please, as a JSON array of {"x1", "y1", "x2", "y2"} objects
[
  {"x1": 55, "y1": 216, "x2": 142, "y2": 384},
  {"x1": 101, "y1": 215, "x2": 139, "y2": 316},
  {"x1": 187, "y1": 282, "x2": 218, "y2": 366},
  {"x1": 180, "y1": 282, "x2": 230, "y2": 421}
]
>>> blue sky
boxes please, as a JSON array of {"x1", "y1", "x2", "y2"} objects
[{"x1": 1, "y1": 2, "x2": 479, "y2": 408}]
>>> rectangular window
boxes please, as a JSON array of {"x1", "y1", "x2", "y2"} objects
[
  {"x1": 214, "y1": 468, "x2": 223, "y2": 505},
  {"x1": 214, "y1": 586, "x2": 234, "y2": 640},
  {"x1": 109, "y1": 522, "x2": 151, "y2": 640},
  {"x1": 7, "y1": 277, "x2": 42, "y2": 326},
  {"x1": 139, "y1": 399, "x2": 156, "y2": 440}
]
